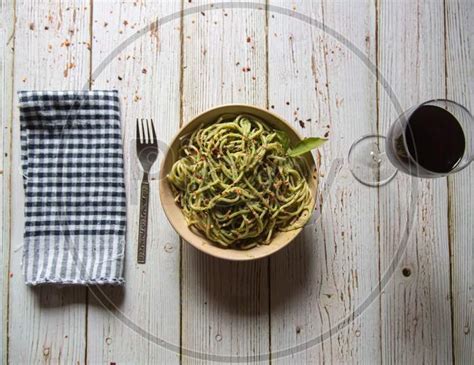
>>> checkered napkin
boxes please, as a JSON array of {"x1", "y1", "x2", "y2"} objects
[{"x1": 18, "y1": 90, "x2": 126, "y2": 285}]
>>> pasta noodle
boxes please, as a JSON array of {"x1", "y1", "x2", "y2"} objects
[{"x1": 167, "y1": 114, "x2": 314, "y2": 249}]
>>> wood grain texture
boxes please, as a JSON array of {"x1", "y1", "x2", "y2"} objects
[
  {"x1": 0, "y1": 0, "x2": 15, "y2": 359},
  {"x1": 0, "y1": 1, "x2": 14, "y2": 361},
  {"x1": 445, "y1": 0, "x2": 473, "y2": 362},
  {"x1": 378, "y1": 0, "x2": 453, "y2": 363},
  {"x1": 1, "y1": 0, "x2": 472, "y2": 363},
  {"x1": 267, "y1": 1, "x2": 381, "y2": 363},
  {"x1": 8, "y1": 1, "x2": 90, "y2": 363},
  {"x1": 180, "y1": 1, "x2": 270, "y2": 363},
  {"x1": 87, "y1": 1, "x2": 182, "y2": 364},
  {"x1": 0, "y1": 34, "x2": 4, "y2": 352}
]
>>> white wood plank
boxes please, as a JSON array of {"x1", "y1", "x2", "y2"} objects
[
  {"x1": 8, "y1": 1, "x2": 90, "y2": 363},
  {"x1": 86, "y1": 1, "x2": 182, "y2": 364},
  {"x1": 378, "y1": 0, "x2": 453, "y2": 363},
  {"x1": 0, "y1": 33, "x2": 6, "y2": 362},
  {"x1": 0, "y1": 0, "x2": 15, "y2": 359},
  {"x1": 268, "y1": 1, "x2": 380, "y2": 363},
  {"x1": 445, "y1": 0, "x2": 473, "y2": 362},
  {"x1": 181, "y1": 1, "x2": 270, "y2": 363},
  {"x1": 3, "y1": 1, "x2": 471, "y2": 363}
]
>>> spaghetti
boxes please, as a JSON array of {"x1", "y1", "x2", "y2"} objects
[{"x1": 167, "y1": 114, "x2": 314, "y2": 249}]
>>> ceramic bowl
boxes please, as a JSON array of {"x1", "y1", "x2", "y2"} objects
[{"x1": 159, "y1": 104, "x2": 318, "y2": 260}]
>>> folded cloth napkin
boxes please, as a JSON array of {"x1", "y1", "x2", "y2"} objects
[{"x1": 18, "y1": 90, "x2": 126, "y2": 285}]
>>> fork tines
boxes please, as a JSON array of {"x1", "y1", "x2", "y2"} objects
[{"x1": 136, "y1": 118, "x2": 157, "y2": 145}]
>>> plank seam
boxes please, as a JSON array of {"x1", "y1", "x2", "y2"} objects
[
  {"x1": 5, "y1": 0, "x2": 17, "y2": 362},
  {"x1": 178, "y1": 0, "x2": 185, "y2": 362},
  {"x1": 264, "y1": 1, "x2": 271, "y2": 363},
  {"x1": 88, "y1": 0, "x2": 94, "y2": 89},
  {"x1": 85, "y1": 1, "x2": 94, "y2": 363},
  {"x1": 443, "y1": 0, "x2": 456, "y2": 363},
  {"x1": 374, "y1": 0, "x2": 383, "y2": 363},
  {"x1": 320, "y1": 1, "x2": 332, "y2": 123}
]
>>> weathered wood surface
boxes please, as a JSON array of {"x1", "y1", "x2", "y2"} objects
[
  {"x1": 378, "y1": 1, "x2": 455, "y2": 363},
  {"x1": 0, "y1": 26, "x2": 5, "y2": 359},
  {"x1": 87, "y1": 1, "x2": 182, "y2": 364},
  {"x1": 1, "y1": 1, "x2": 472, "y2": 364},
  {"x1": 445, "y1": 0, "x2": 473, "y2": 362},
  {"x1": 268, "y1": 1, "x2": 380, "y2": 363},
  {"x1": 8, "y1": 1, "x2": 90, "y2": 364},
  {"x1": 1, "y1": 0, "x2": 15, "y2": 360},
  {"x1": 180, "y1": 1, "x2": 270, "y2": 363}
]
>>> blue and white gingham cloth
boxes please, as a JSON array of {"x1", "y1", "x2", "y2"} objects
[{"x1": 18, "y1": 90, "x2": 126, "y2": 285}]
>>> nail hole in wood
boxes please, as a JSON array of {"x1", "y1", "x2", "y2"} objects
[{"x1": 402, "y1": 268, "x2": 411, "y2": 277}]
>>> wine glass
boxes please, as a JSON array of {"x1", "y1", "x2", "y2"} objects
[{"x1": 348, "y1": 99, "x2": 473, "y2": 187}]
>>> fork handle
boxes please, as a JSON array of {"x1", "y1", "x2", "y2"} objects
[{"x1": 137, "y1": 172, "x2": 150, "y2": 264}]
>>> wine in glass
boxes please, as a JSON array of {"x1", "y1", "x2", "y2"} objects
[{"x1": 348, "y1": 99, "x2": 473, "y2": 186}]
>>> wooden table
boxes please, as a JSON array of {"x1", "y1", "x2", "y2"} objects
[{"x1": 1, "y1": 1, "x2": 472, "y2": 363}]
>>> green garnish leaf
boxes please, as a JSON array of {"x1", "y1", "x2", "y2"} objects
[
  {"x1": 287, "y1": 137, "x2": 328, "y2": 157},
  {"x1": 275, "y1": 130, "x2": 290, "y2": 151}
]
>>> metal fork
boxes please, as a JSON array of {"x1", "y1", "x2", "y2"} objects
[{"x1": 136, "y1": 118, "x2": 158, "y2": 264}]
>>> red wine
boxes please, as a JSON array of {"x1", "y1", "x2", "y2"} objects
[{"x1": 404, "y1": 105, "x2": 465, "y2": 173}]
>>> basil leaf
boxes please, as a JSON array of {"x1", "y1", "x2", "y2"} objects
[
  {"x1": 287, "y1": 137, "x2": 328, "y2": 157},
  {"x1": 275, "y1": 130, "x2": 291, "y2": 151}
]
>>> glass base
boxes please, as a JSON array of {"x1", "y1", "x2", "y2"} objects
[{"x1": 348, "y1": 134, "x2": 398, "y2": 187}]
